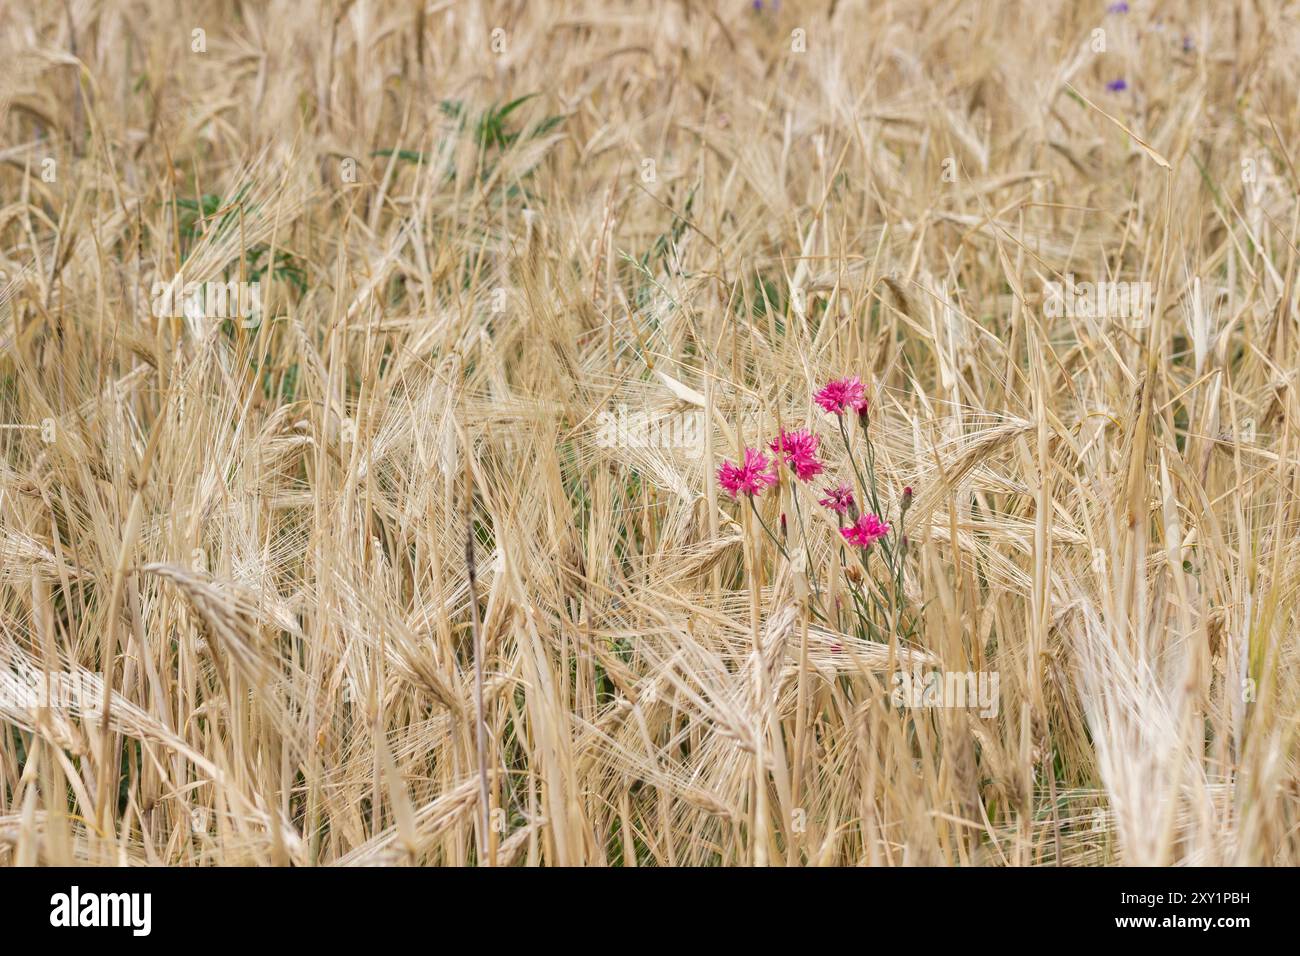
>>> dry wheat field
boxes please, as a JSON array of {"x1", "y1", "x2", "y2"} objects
[{"x1": 0, "y1": 0, "x2": 1298, "y2": 868}]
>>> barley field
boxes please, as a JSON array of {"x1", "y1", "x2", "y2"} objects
[{"x1": 1, "y1": 0, "x2": 1298, "y2": 867}]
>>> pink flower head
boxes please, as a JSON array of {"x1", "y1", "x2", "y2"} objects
[
  {"x1": 769, "y1": 428, "x2": 823, "y2": 482},
  {"x1": 813, "y1": 377, "x2": 869, "y2": 416},
  {"x1": 818, "y1": 483, "x2": 856, "y2": 514},
  {"x1": 717, "y1": 448, "x2": 777, "y2": 499},
  {"x1": 841, "y1": 513, "x2": 891, "y2": 549}
]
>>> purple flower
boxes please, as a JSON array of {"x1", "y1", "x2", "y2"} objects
[
  {"x1": 1106, "y1": 78, "x2": 1128, "y2": 93},
  {"x1": 818, "y1": 483, "x2": 856, "y2": 515},
  {"x1": 1106, "y1": 1, "x2": 1129, "y2": 13}
]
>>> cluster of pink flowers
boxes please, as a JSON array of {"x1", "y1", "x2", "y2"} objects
[
  {"x1": 716, "y1": 423, "x2": 829, "y2": 499},
  {"x1": 717, "y1": 376, "x2": 897, "y2": 552},
  {"x1": 717, "y1": 426, "x2": 826, "y2": 498}
]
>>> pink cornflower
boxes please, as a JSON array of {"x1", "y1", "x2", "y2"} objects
[
  {"x1": 717, "y1": 448, "x2": 777, "y2": 499},
  {"x1": 841, "y1": 513, "x2": 890, "y2": 549},
  {"x1": 769, "y1": 428, "x2": 823, "y2": 482},
  {"x1": 818, "y1": 483, "x2": 856, "y2": 514},
  {"x1": 813, "y1": 376, "x2": 869, "y2": 416}
]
